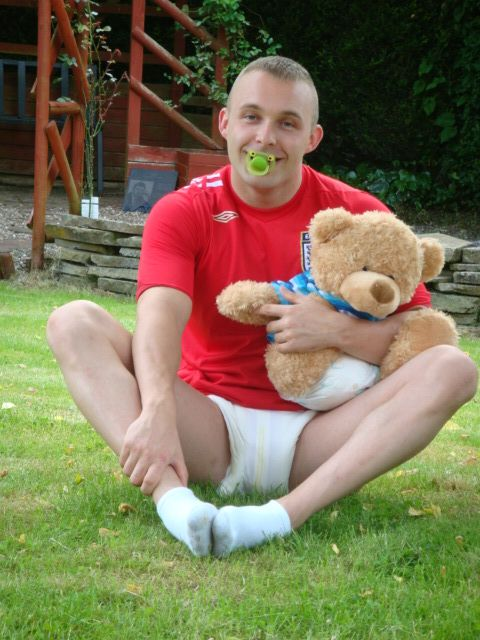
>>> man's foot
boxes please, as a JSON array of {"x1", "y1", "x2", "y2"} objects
[
  {"x1": 156, "y1": 487, "x2": 218, "y2": 556},
  {"x1": 212, "y1": 500, "x2": 291, "y2": 557}
]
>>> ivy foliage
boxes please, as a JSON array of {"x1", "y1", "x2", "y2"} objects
[{"x1": 169, "y1": 0, "x2": 280, "y2": 106}]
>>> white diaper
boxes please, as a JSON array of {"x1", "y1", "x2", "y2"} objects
[
  {"x1": 283, "y1": 354, "x2": 380, "y2": 411},
  {"x1": 209, "y1": 395, "x2": 315, "y2": 496}
]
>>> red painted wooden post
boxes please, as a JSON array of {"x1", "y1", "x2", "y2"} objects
[
  {"x1": 31, "y1": 0, "x2": 51, "y2": 270},
  {"x1": 212, "y1": 26, "x2": 227, "y2": 148},
  {"x1": 169, "y1": 1, "x2": 185, "y2": 147},
  {"x1": 126, "y1": 0, "x2": 146, "y2": 177}
]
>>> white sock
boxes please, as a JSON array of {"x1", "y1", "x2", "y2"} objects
[
  {"x1": 156, "y1": 487, "x2": 218, "y2": 557},
  {"x1": 212, "y1": 500, "x2": 292, "y2": 557}
]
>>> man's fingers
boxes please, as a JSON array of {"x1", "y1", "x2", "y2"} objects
[
  {"x1": 121, "y1": 452, "x2": 136, "y2": 478},
  {"x1": 129, "y1": 460, "x2": 151, "y2": 486},
  {"x1": 140, "y1": 465, "x2": 164, "y2": 495},
  {"x1": 278, "y1": 286, "x2": 302, "y2": 303}
]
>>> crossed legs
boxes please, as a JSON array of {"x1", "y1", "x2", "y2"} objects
[{"x1": 47, "y1": 300, "x2": 478, "y2": 556}]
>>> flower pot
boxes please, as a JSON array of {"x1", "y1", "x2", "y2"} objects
[{"x1": 81, "y1": 196, "x2": 99, "y2": 219}]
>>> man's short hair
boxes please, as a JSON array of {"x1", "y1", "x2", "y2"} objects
[{"x1": 229, "y1": 56, "x2": 319, "y2": 127}]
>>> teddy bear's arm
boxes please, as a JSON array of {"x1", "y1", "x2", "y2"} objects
[
  {"x1": 380, "y1": 308, "x2": 458, "y2": 378},
  {"x1": 216, "y1": 280, "x2": 280, "y2": 325}
]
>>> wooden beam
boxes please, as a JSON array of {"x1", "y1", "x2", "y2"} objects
[
  {"x1": 152, "y1": 0, "x2": 225, "y2": 53},
  {"x1": 131, "y1": 26, "x2": 211, "y2": 97},
  {"x1": 51, "y1": 0, "x2": 90, "y2": 102},
  {"x1": 49, "y1": 100, "x2": 81, "y2": 116},
  {"x1": 45, "y1": 120, "x2": 80, "y2": 214},
  {"x1": 130, "y1": 77, "x2": 222, "y2": 150}
]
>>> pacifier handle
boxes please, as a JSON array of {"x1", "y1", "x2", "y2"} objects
[{"x1": 246, "y1": 150, "x2": 276, "y2": 176}]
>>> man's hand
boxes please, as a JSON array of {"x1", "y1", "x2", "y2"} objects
[
  {"x1": 119, "y1": 407, "x2": 188, "y2": 495},
  {"x1": 260, "y1": 287, "x2": 341, "y2": 353}
]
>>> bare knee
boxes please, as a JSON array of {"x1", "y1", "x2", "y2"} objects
[
  {"x1": 46, "y1": 300, "x2": 104, "y2": 357},
  {"x1": 423, "y1": 344, "x2": 478, "y2": 409}
]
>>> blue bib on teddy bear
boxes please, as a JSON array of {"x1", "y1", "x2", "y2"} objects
[{"x1": 267, "y1": 270, "x2": 379, "y2": 343}]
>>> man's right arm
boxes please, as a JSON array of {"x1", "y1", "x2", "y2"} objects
[{"x1": 119, "y1": 286, "x2": 192, "y2": 495}]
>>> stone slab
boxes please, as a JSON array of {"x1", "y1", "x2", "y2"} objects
[
  {"x1": 434, "y1": 282, "x2": 480, "y2": 296},
  {"x1": 115, "y1": 236, "x2": 142, "y2": 248},
  {"x1": 119, "y1": 247, "x2": 141, "y2": 258},
  {"x1": 449, "y1": 312, "x2": 480, "y2": 326},
  {"x1": 57, "y1": 273, "x2": 92, "y2": 288},
  {"x1": 46, "y1": 224, "x2": 120, "y2": 246},
  {"x1": 87, "y1": 265, "x2": 138, "y2": 282},
  {"x1": 97, "y1": 277, "x2": 136, "y2": 296},
  {"x1": 55, "y1": 238, "x2": 117, "y2": 255},
  {"x1": 56, "y1": 261, "x2": 89, "y2": 277},
  {"x1": 449, "y1": 263, "x2": 480, "y2": 272},
  {"x1": 417, "y1": 233, "x2": 473, "y2": 262},
  {"x1": 90, "y1": 254, "x2": 139, "y2": 269},
  {"x1": 58, "y1": 246, "x2": 92, "y2": 264},
  {"x1": 429, "y1": 274, "x2": 453, "y2": 284},
  {"x1": 59, "y1": 214, "x2": 144, "y2": 235},
  {"x1": 430, "y1": 291, "x2": 480, "y2": 314},
  {"x1": 453, "y1": 272, "x2": 480, "y2": 285},
  {"x1": 462, "y1": 247, "x2": 480, "y2": 264}
]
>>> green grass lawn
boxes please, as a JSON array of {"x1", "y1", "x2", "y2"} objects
[{"x1": 1, "y1": 279, "x2": 479, "y2": 640}]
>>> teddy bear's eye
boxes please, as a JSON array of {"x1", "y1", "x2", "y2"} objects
[{"x1": 362, "y1": 266, "x2": 369, "y2": 271}]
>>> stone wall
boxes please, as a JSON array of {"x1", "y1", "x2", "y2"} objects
[
  {"x1": 47, "y1": 217, "x2": 479, "y2": 327},
  {"x1": 420, "y1": 233, "x2": 480, "y2": 327},
  {"x1": 46, "y1": 215, "x2": 143, "y2": 297}
]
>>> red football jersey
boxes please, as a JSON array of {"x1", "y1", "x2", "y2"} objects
[{"x1": 137, "y1": 165, "x2": 431, "y2": 410}]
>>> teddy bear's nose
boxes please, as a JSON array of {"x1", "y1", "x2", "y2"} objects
[{"x1": 370, "y1": 281, "x2": 395, "y2": 304}]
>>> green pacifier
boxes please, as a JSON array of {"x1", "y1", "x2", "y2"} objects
[{"x1": 246, "y1": 150, "x2": 276, "y2": 176}]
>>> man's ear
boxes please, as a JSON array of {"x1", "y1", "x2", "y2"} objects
[
  {"x1": 218, "y1": 107, "x2": 229, "y2": 140},
  {"x1": 306, "y1": 124, "x2": 323, "y2": 154}
]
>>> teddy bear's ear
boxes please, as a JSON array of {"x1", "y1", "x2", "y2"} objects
[
  {"x1": 420, "y1": 238, "x2": 445, "y2": 282},
  {"x1": 309, "y1": 207, "x2": 354, "y2": 243}
]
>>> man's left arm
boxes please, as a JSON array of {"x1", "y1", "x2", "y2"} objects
[{"x1": 260, "y1": 288, "x2": 425, "y2": 365}]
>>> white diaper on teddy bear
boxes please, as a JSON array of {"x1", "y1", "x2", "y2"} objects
[{"x1": 282, "y1": 354, "x2": 380, "y2": 411}]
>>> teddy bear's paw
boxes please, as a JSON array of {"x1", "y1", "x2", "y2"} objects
[
  {"x1": 381, "y1": 309, "x2": 458, "y2": 377},
  {"x1": 216, "y1": 281, "x2": 278, "y2": 325}
]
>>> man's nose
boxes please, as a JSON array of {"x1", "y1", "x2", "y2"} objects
[{"x1": 255, "y1": 121, "x2": 276, "y2": 146}]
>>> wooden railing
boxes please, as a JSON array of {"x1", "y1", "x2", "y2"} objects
[{"x1": 126, "y1": 0, "x2": 228, "y2": 169}]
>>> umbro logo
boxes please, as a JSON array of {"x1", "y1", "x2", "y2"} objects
[{"x1": 213, "y1": 211, "x2": 239, "y2": 223}]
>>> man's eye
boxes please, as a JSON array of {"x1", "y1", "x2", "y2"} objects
[
  {"x1": 282, "y1": 121, "x2": 295, "y2": 128},
  {"x1": 243, "y1": 114, "x2": 257, "y2": 121}
]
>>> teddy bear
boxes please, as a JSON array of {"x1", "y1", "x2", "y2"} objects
[{"x1": 216, "y1": 207, "x2": 458, "y2": 410}]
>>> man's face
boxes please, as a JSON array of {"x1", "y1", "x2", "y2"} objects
[{"x1": 219, "y1": 70, "x2": 323, "y2": 199}]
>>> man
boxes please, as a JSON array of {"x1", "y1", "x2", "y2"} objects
[{"x1": 47, "y1": 56, "x2": 477, "y2": 557}]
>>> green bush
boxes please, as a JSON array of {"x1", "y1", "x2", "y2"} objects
[{"x1": 243, "y1": 0, "x2": 480, "y2": 218}]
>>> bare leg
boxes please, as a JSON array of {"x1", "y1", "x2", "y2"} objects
[
  {"x1": 46, "y1": 300, "x2": 230, "y2": 484},
  {"x1": 281, "y1": 345, "x2": 478, "y2": 527},
  {"x1": 47, "y1": 300, "x2": 231, "y2": 555},
  {"x1": 212, "y1": 345, "x2": 477, "y2": 555}
]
